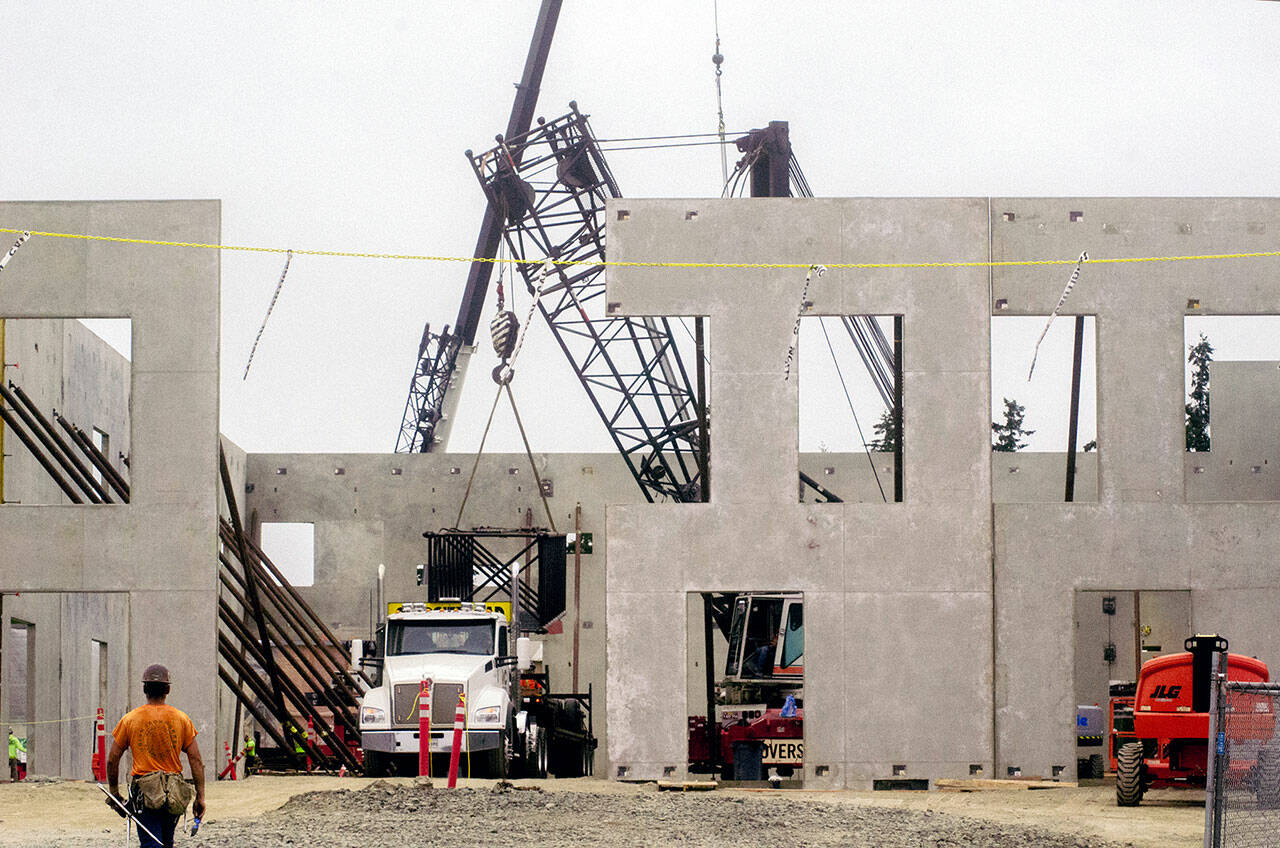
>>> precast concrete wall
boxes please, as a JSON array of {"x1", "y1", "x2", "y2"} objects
[
  {"x1": 604, "y1": 196, "x2": 1280, "y2": 788},
  {"x1": 604, "y1": 198, "x2": 995, "y2": 787},
  {"x1": 245, "y1": 450, "x2": 639, "y2": 768},
  {"x1": 992, "y1": 197, "x2": 1280, "y2": 780},
  {"x1": 0, "y1": 200, "x2": 222, "y2": 776}
]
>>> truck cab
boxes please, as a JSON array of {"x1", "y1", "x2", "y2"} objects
[{"x1": 358, "y1": 602, "x2": 516, "y2": 776}]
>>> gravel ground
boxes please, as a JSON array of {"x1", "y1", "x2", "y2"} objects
[{"x1": 182, "y1": 780, "x2": 1139, "y2": 848}]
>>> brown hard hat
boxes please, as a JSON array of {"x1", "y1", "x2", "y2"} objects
[{"x1": 141, "y1": 664, "x2": 171, "y2": 684}]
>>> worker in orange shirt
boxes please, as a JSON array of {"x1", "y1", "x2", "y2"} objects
[{"x1": 106, "y1": 664, "x2": 206, "y2": 848}]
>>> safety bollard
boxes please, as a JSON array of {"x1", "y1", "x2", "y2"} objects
[
  {"x1": 417, "y1": 678, "x2": 432, "y2": 777},
  {"x1": 447, "y1": 694, "x2": 466, "y2": 788},
  {"x1": 225, "y1": 741, "x2": 236, "y2": 780},
  {"x1": 305, "y1": 716, "x2": 314, "y2": 772},
  {"x1": 91, "y1": 707, "x2": 106, "y2": 781}
]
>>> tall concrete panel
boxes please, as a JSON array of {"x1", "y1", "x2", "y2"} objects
[
  {"x1": 0, "y1": 200, "x2": 222, "y2": 772},
  {"x1": 992, "y1": 198, "x2": 1280, "y2": 778},
  {"x1": 604, "y1": 198, "x2": 994, "y2": 787}
]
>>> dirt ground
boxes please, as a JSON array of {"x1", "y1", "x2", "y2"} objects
[{"x1": 0, "y1": 775, "x2": 1205, "y2": 847}]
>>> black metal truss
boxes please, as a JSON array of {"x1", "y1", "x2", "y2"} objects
[
  {"x1": 395, "y1": 323, "x2": 462, "y2": 453},
  {"x1": 468, "y1": 104, "x2": 705, "y2": 503},
  {"x1": 424, "y1": 529, "x2": 567, "y2": 627}
]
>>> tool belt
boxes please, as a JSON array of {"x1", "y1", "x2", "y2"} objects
[{"x1": 132, "y1": 771, "x2": 195, "y2": 815}]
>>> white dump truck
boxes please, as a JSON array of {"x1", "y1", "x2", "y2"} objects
[{"x1": 358, "y1": 602, "x2": 594, "y2": 777}]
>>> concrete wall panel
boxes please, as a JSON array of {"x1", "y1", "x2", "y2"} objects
[{"x1": 0, "y1": 200, "x2": 221, "y2": 775}]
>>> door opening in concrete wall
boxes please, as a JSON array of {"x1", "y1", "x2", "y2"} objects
[
  {"x1": 991, "y1": 316, "x2": 1097, "y2": 502},
  {"x1": 688, "y1": 591, "x2": 804, "y2": 785},
  {"x1": 1183, "y1": 315, "x2": 1280, "y2": 501},
  {"x1": 0, "y1": 318, "x2": 131, "y2": 506},
  {"x1": 1073, "y1": 589, "x2": 1190, "y2": 779},
  {"x1": 3, "y1": 617, "x2": 34, "y2": 770},
  {"x1": 798, "y1": 315, "x2": 900, "y2": 503},
  {"x1": 91, "y1": 639, "x2": 108, "y2": 715},
  {"x1": 260, "y1": 523, "x2": 316, "y2": 587}
]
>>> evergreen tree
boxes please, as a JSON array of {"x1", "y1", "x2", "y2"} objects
[
  {"x1": 992, "y1": 397, "x2": 1034, "y2": 452},
  {"x1": 1185, "y1": 334, "x2": 1213, "y2": 452},
  {"x1": 867, "y1": 409, "x2": 899, "y2": 452}
]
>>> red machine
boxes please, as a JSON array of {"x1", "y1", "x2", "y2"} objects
[
  {"x1": 1116, "y1": 634, "x2": 1271, "y2": 806},
  {"x1": 689, "y1": 708, "x2": 803, "y2": 780}
]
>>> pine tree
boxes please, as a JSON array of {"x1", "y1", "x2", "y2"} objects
[
  {"x1": 867, "y1": 409, "x2": 899, "y2": 452},
  {"x1": 992, "y1": 397, "x2": 1034, "y2": 452},
  {"x1": 1185, "y1": 334, "x2": 1213, "y2": 452}
]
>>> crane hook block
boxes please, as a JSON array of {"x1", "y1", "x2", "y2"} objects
[{"x1": 490, "y1": 310, "x2": 520, "y2": 360}]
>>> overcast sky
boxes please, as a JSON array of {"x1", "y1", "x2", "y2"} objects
[{"x1": 12, "y1": 1, "x2": 1280, "y2": 457}]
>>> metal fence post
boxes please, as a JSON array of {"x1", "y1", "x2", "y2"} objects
[{"x1": 1203, "y1": 651, "x2": 1226, "y2": 848}]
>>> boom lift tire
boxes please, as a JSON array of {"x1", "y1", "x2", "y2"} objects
[
  {"x1": 1116, "y1": 742, "x2": 1145, "y2": 806},
  {"x1": 1256, "y1": 744, "x2": 1280, "y2": 809}
]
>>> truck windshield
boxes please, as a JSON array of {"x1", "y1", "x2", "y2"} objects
[{"x1": 387, "y1": 620, "x2": 495, "y2": 656}]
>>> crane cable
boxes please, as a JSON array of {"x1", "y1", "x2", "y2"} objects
[
  {"x1": 713, "y1": 0, "x2": 729, "y2": 186},
  {"x1": 818, "y1": 317, "x2": 888, "y2": 503},
  {"x1": 456, "y1": 261, "x2": 558, "y2": 533}
]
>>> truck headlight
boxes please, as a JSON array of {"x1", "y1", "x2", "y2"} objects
[
  {"x1": 472, "y1": 705, "x2": 502, "y2": 725},
  {"x1": 361, "y1": 706, "x2": 386, "y2": 726}
]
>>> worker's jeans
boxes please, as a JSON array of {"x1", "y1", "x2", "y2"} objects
[
  {"x1": 129, "y1": 785, "x2": 179, "y2": 848},
  {"x1": 8, "y1": 756, "x2": 17, "y2": 781}
]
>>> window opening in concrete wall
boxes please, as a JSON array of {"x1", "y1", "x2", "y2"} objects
[
  {"x1": 991, "y1": 316, "x2": 1097, "y2": 502},
  {"x1": 687, "y1": 592, "x2": 804, "y2": 785},
  {"x1": 1183, "y1": 316, "x2": 1280, "y2": 501},
  {"x1": 0, "y1": 318, "x2": 131, "y2": 506},
  {"x1": 798, "y1": 315, "x2": 900, "y2": 503},
  {"x1": 260, "y1": 522, "x2": 316, "y2": 587},
  {"x1": 1072, "y1": 589, "x2": 1189, "y2": 780}
]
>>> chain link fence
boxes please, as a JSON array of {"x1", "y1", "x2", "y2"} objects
[{"x1": 1205, "y1": 677, "x2": 1280, "y2": 848}]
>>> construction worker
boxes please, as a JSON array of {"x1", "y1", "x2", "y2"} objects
[
  {"x1": 7, "y1": 728, "x2": 25, "y2": 781},
  {"x1": 106, "y1": 664, "x2": 205, "y2": 848},
  {"x1": 243, "y1": 733, "x2": 257, "y2": 775},
  {"x1": 286, "y1": 720, "x2": 310, "y2": 771}
]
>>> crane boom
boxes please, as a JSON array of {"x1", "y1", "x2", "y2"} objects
[{"x1": 396, "y1": 0, "x2": 563, "y2": 453}]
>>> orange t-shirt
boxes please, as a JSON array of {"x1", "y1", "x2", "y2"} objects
[{"x1": 112, "y1": 704, "x2": 197, "y2": 776}]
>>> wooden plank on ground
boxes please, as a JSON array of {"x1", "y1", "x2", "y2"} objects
[
  {"x1": 936, "y1": 778, "x2": 1075, "y2": 792},
  {"x1": 657, "y1": 780, "x2": 718, "y2": 792}
]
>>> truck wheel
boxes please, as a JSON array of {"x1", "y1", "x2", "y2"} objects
[
  {"x1": 1089, "y1": 753, "x2": 1104, "y2": 780},
  {"x1": 1116, "y1": 742, "x2": 1144, "y2": 806},
  {"x1": 533, "y1": 725, "x2": 549, "y2": 778},
  {"x1": 1256, "y1": 744, "x2": 1280, "y2": 808},
  {"x1": 363, "y1": 749, "x2": 388, "y2": 778},
  {"x1": 521, "y1": 719, "x2": 548, "y2": 779},
  {"x1": 487, "y1": 727, "x2": 512, "y2": 779}
]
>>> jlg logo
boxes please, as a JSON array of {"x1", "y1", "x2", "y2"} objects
[{"x1": 1152, "y1": 685, "x2": 1182, "y2": 700}]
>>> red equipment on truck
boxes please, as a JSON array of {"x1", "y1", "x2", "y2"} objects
[{"x1": 1116, "y1": 634, "x2": 1272, "y2": 806}]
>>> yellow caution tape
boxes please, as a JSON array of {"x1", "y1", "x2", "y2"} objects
[{"x1": 2, "y1": 226, "x2": 1279, "y2": 270}]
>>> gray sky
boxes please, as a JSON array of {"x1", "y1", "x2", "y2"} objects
[{"x1": 12, "y1": 1, "x2": 1280, "y2": 457}]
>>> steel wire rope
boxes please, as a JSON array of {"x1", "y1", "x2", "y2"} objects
[
  {"x1": 817, "y1": 316, "x2": 888, "y2": 503},
  {"x1": 595, "y1": 139, "x2": 741, "y2": 153},
  {"x1": 593, "y1": 131, "x2": 746, "y2": 143}
]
